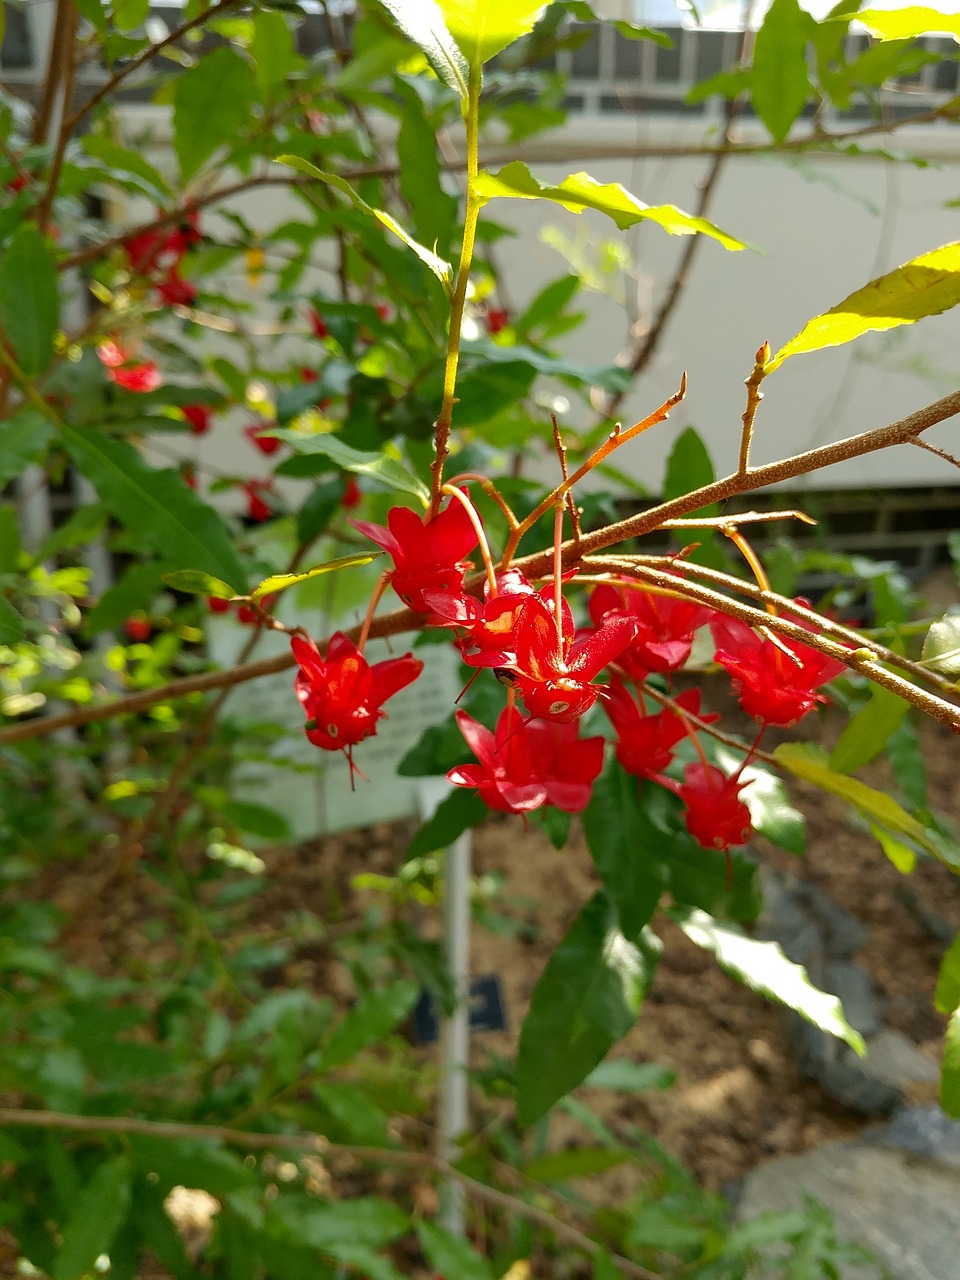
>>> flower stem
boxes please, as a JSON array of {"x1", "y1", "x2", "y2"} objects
[
  {"x1": 430, "y1": 65, "x2": 483, "y2": 516},
  {"x1": 441, "y1": 483, "x2": 498, "y2": 597}
]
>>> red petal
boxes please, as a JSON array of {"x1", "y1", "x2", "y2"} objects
[
  {"x1": 567, "y1": 617, "x2": 638, "y2": 680},
  {"x1": 514, "y1": 596, "x2": 565, "y2": 680},
  {"x1": 455, "y1": 709, "x2": 497, "y2": 770},
  {"x1": 350, "y1": 517, "x2": 402, "y2": 560},
  {"x1": 428, "y1": 494, "x2": 479, "y2": 563},
  {"x1": 369, "y1": 653, "x2": 423, "y2": 706}
]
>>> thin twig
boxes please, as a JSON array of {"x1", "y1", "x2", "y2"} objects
[{"x1": 738, "y1": 342, "x2": 769, "y2": 476}]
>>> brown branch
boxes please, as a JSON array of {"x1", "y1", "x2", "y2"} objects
[
  {"x1": 64, "y1": 0, "x2": 242, "y2": 133},
  {"x1": 35, "y1": 0, "x2": 79, "y2": 231},
  {"x1": 31, "y1": 0, "x2": 70, "y2": 146},
  {"x1": 0, "y1": 1108, "x2": 658, "y2": 1280}
]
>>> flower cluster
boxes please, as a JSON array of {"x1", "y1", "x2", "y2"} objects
[
  {"x1": 124, "y1": 210, "x2": 201, "y2": 309},
  {"x1": 291, "y1": 487, "x2": 846, "y2": 852}
]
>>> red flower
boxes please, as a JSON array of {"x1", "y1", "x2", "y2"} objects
[
  {"x1": 448, "y1": 706, "x2": 604, "y2": 814},
  {"x1": 242, "y1": 480, "x2": 274, "y2": 522},
  {"x1": 710, "y1": 612, "x2": 847, "y2": 727},
  {"x1": 155, "y1": 267, "x2": 196, "y2": 307},
  {"x1": 605, "y1": 684, "x2": 717, "y2": 779},
  {"x1": 301, "y1": 366, "x2": 319, "y2": 383},
  {"x1": 124, "y1": 210, "x2": 200, "y2": 276},
  {"x1": 97, "y1": 341, "x2": 162, "y2": 393},
  {"x1": 486, "y1": 307, "x2": 509, "y2": 336},
  {"x1": 7, "y1": 173, "x2": 29, "y2": 194},
  {"x1": 375, "y1": 302, "x2": 391, "y2": 322},
  {"x1": 341, "y1": 476, "x2": 362, "y2": 509},
  {"x1": 207, "y1": 596, "x2": 232, "y2": 614},
  {"x1": 351, "y1": 497, "x2": 478, "y2": 611},
  {"x1": 123, "y1": 227, "x2": 169, "y2": 275},
  {"x1": 588, "y1": 581, "x2": 712, "y2": 679},
  {"x1": 507, "y1": 589, "x2": 638, "y2": 723},
  {"x1": 672, "y1": 762, "x2": 752, "y2": 852},
  {"x1": 96, "y1": 339, "x2": 126, "y2": 368},
  {"x1": 292, "y1": 633, "x2": 423, "y2": 773},
  {"x1": 244, "y1": 424, "x2": 281, "y2": 456},
  {"x1": 424, "y1": 570, "x2": 534, "y2": 666},
  {"x1": 308, "y1": 307, "x2": 329, "y2": 339},
  {"x1": 123, "y1": 617, "x2": 152, "y2": 642},
  {"x1": 183, "y1": 404, "x2": 211, "y2": 435}
]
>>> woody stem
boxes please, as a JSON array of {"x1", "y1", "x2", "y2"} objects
[{"x1": 441, "y1": 483, "x2": 498, "y2": 597}]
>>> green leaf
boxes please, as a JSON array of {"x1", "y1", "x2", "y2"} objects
[
  {"x1": 942, "y1": 1011, "x2": 960, "y2": 1119},
  {"x1": 522, "y1": 1145, "x2": 630, "y2": 1183},
  {"x1": 868, "y1": 823, "x2": 916, "y2": 875},
  {"x1": 396, "y1": 80, "x2": 458, "y2": 258},
  {"x1": 0, "y1": 505, "x2": 19, "y2": 573},
  {"x1": 0, "y1": 225, "x2": 60, "y2": 376},
  {"x1": 51, "y1": 1155, "x2": 132, "y2": 1280},
  {"x1": 935, "y1": 934, "x2": 960, "y2": 1015},
  {"x1": 251, "y1": 552, "x2": 380, "y2": 601},
  {"x1": 130, "y1": 1138, "x2": 254, "y2": 1195},
  {"x1": 829, "y1": 686, "x2": 911, "y2": 773},
  {"x1": 416, "y1": 1222, "x2": 494, "y2": 1280},
  {"x1": 921, "y1": 612, "x2": 960, "y2": 678},
  {"x1": 583, "y1": 759, "x2": 666, "y2": 937},
  {"x1": 173, "y1": 46, "x2": 255, "y2": 179},
  {"x1": 162, "y1": 568, "x2": 237, "y2": 599},
  {"x1": 0, "y1": 409, "x2": 54, "y2": 488},
  {"x1": 270, "y1": 1196, "x2": 409, "y2": 1250},
  {"x1": 277, "y1": 156, "x2": 453, "y2": 286},
  {"x1": 739, "y1": 762, "x2": 806, "y2": 855},
  {"x1": 59, "y1": 428, "x2": 246, "y2": 590},
  {"x1": 775, "y1": 741, "x2": 958, "y2": 869},
  {"x1": 81, "y1": 134, "x2": 170, "y2": 195},
  {"x1": 514, "y1": 272, "x2": 580, "y2": 337},
  {"x1": 297, "y1": 477, "x2": 343, "y2": 547},
  {"x1": 436, "y1": 0, "x2": 551, "y2": 65},
  {"x1": 252, "y1": 8, "x2": 300, "y2": 99},
  {"x1": 376, "y1": 0, "x2": 469, "y2": 96},
  {"x1": 319, "y1": 980, "x2": 419, "y2": 1069},
  {"x1": 221, "y1": 801, "x2": 290, "y2": 841},
  {"x1": 583, "y1": 1059, "x2": 675, "y2": 1091},
  {"x1": 475, "y1": 161, "x2": 747, "y2": 250},
  {"x1": 516, "y1": 890, "x2": 661, "y2": 1125},
  {"x1": 563, "y1": 1, "x2": 672, "y2": 47},
  {"x1": 768, "y1": 242, "x2": 960, "y2": 370},
  {"x1": 406, "y1": 789, "x2": 487, "y2": 859},
  {"x1": 676, "y1": 907, "x2": 865, "y2": 1055},
  {"x1": 272, "y1": 429, "x2": 430, "y2": 503},
  {"x1": 85, "y1": 561, "x2": 166, "y2": 634},
  {"x1": 0, "y1": 595, "x2": 25, "y2": 644},
  {"x1": 856, "y1": 7, "x2": 960, "y2": 41},
  {"x1": 751, "y1": 0, "x2": 812, "y2": 143},
  {"x1": 35, "y1": 503, "x2": 106, "y2": 562}
]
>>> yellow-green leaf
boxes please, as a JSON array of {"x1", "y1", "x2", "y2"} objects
[
  {"x1": 775, "y1": 742, "x2": 957, "y2": 869},
  {"x1": 857, "y1": 7, "x2": 960, "y2": 41},
  {"x1": 767, "y1": 241, "x2": 960, "y2": 370},
  {"x1": 163, "y1": 569, "x2": 237, "y2": 599},
  {"x1": 437, "y1": 0, "x2": 551, "y2": 65},
  {"x1": 922, "y1": 612, "x2": 960, "y2": 679},
  {"x1": 829, "y1": 685, "x2": 911, "y2": 773},
  {"x1": 251, "y1": 552, "x2": 381, "y2": 601},
  {"x1": 474, "y1": 161, "x2": 746, "y2": 250},
  {"x1": 376, "y1": 0, "x2": 469, "y2": 96},
  {"x1": 868, "y1": 823, "x2": 917, "y2": 875},
  {"x1": 942, "y1": 1010, "x2": 960, "y2": 1118},
  {"x1": 276, "y1": 155, "x2": 453, "y2": 287}
]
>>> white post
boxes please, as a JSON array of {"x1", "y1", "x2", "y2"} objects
[{"x1": 417, "y1": 780, "x2": 471, "y2": 1235}]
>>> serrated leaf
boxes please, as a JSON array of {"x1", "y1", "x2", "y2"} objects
[
  {"x1": 922, "y1": 612, "x2": 960, "y2": 678},
  {"x1": 935, "y1": 933, "x2": 960, "y2": 1015},
  {"x1": 0, "y1": 225, "x2": 60, "y2": 376},
  {"x1": 319, "y1": 980, "x2": 419, "y2": 1069},
  {"x1": 0, "y1": 596, "x2": 25, "y2": 644},
  {"x1": 437, "y1": 0, "x2": 551, "y2": 65},
  {"x1": 163, "y1": 569, "x2": 237, "y2": 599},
  {"x1": 584, "y1": 1059, "x2": 674, "y2": 1091},
  {"x1": 173, "y1": 46, "x2": 254, "y2": 179},
  {"x1": 277, "y1": 155, "x2": 453, "y2": 286},
  {"x1": 250, "y1": 552, "x2": 380, "y2": 601},
  {"x1": 516, "y1": 890, "x2": 661, "y2": 1125},
  {"x1": 775, "y1": 741, "x2": 957, "y2": 868},
  {"x1": 830, "y1": 685, "x2": 911, "y2": 773},
  {"x1": 417, "y1": 1221, "x2": 494, "y2": 1280},
  {"x1": 406, "y1": 788, "x2": 487, "y2": 859},
  {"x1": 942, "y1": 1010, "x2": 960, "y2": 1119},
  {"x1": 583, "y1": 759, "x2": 666, "y2": 937},
  {"x1": 60, "y1": 428, "x2": 246, "y2": 590},
  {"x1": 0, "y1": 409, "x2": 54, "y2": 488},
  {"x1": 474, "y1": 162, "x2": 746, "y2": 250},
  {"x1": 752, "y1": 0, "x2": 812, "y2": 143},
  {"x1": 676, "y1": 907, "x2": 865, "y2": 1055},
  {"x1": 272, "y1": 429, "x2": 430, "y2": 503},
  {"x1": 857, "y1": 7, "x2": 960, "y2": 41},
  {"x1": 768, "y1": 241, "x2": 960, "y2": 370},
  {"x1": 52, "y1": 1155, "x2": 132, "y2": 1280},
  {"x1": 377, "y1": 0, "x2": 469, "y2": 95}
]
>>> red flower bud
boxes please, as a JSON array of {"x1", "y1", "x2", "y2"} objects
[
  {"x1": 183, "y1": 404, "x2": 211, "y2": 435},
  {"x1": 485, "y1": 307, "x2": 509, "y2": 335},
  {"x1": 207, "y1": 596, "x2": 231, "y2": 614},
  {"x1": 244, "y1": 424, "x2": 281, "y2": 456},
  {"x1": 123, "y1": 618, "x2": 152, "y2": 642}
]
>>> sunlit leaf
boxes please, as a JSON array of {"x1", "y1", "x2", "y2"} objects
[
  {"x1": 474, "y1": 161, "x2": 747, "y2": 250},
  {"x1": 376, "y1": 0, "x2": 469, "y2": 95},
  {"x1": 752, "y1": 0, "x2": 813, "y2": 143},
  {"x1": 856, "y1": 7, "x2": 960, "y2": 41},
  {"x1": 277, "y1": 155, "x2": 453, "y2": 286},
  {"x1": 437, "y1": 0, "x2": 551, "y2": 65},
  {"x1": 562, "y1": 0, "x2": 672, "y2": 47},
  {"x1": 935, "y1": 933, "x2": 960, "y2": 1014},
  {"x1": 868, "y1": 823, "x2": 917, "y2": 875},
  {"x1": 271, "y1": 428, "x2": 430, "y2": 502},
  {"x1": 250, "y1": 552, "x2": 381, "y2": 600},
  {"x1": 767, "y1": 241, "x2": 960, "y2": 370},
  {"x1": 676, "y1": 907, "x2": 865, "y2": 1055},
  {"x1": 829, "y1": 685, "x2": 912, "y2": 773},
  {"x1": 922, "y1": 611, "x2": 960, "y2": 678}
]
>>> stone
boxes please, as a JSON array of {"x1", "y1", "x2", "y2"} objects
[
  {"x1": 799, "y1": 882, "x2": 869, "y2": 959},
  {"x1": 874, "y1": 1105, "x2": 960, "y2": 1171},
  {"x1": 861, "y1": 1029, "x2": 940, "y2": 1093},
  {"x1": 754, "y1": 868, "x2": 822, "y2": 965},
  {"x1": 822, "y1": 960, "x2": 882, "y2": 1039},
  {"x1": 737, "y1": 1141, "x2": 960, "y2": 1280}
]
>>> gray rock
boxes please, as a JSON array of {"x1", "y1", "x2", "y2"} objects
[
  {"x1": 754, "y1": 869, "x2": 822, "y2": 964},
  {"x1": 818, "y1": 1055, "x2": 903, "y2": 1116},
  {"x1": 861, "y1": 1029, "x2": 940, "y2": 1092},
  {"x1": 874, "y1": 1106, "x2": 960, "y2": 1171},
  {"x1": 799, "y1": 882, "x2": 870, "y2": 959},
  {"x1": 737, "y1": 1141, "x2": 960, "y2": 1280},
  {"x1": 823, "y1": 961, "x2": 882, "y2": 1039}
]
